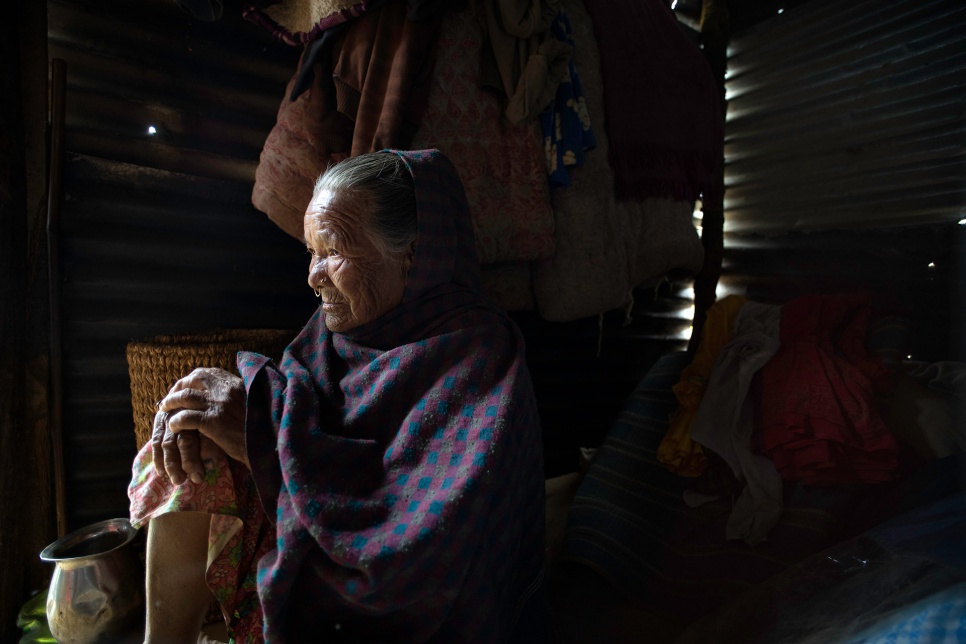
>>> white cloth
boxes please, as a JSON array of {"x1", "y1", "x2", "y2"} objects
[{"x1": 690, "y1": 301, "x2": 783, "y2": 546}]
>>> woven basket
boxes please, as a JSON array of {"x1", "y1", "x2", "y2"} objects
[{"x1": 126, "y1": 329, "x2": 295, "y2": 449}]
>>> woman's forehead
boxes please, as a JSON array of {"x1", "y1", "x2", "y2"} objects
[{"x1": 304, "y1": 189, "x2": 371, "y2": 237}]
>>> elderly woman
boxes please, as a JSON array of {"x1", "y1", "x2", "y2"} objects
[{"x1": 129, "y1": 149, "x2": 546, "y2": 642}]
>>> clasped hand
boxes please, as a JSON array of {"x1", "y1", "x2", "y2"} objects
[{"x1": 152, "y1": 367, "x2": 249, "y2": 485}]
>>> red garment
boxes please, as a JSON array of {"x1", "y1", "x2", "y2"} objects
[
  {"x1": 334, "y1": 0, "x2": 441, "y2": 155},
  {"x1": 251, "y1": 0, "x2": 441, "y2": 239},
  {"x1": 581, "y1": 0, "x2": 723, "y2": 202},
  {"x1": 760, "y1": 294, "x2": 899, "y2": 485}
]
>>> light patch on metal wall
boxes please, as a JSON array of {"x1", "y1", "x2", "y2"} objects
[{"x1": 723, "y1": 0, "x2": 966, "y2": 235}]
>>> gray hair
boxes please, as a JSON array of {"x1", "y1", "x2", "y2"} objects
[{"x1": 312, "y1": 152, "x2": 418, "y2": 259}]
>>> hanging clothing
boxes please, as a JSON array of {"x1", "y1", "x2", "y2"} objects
[
  {"x1": 410, "y1": 0, "x2": 555, "y2": 266},
  {"x1": 581, "y1": 0, "x2": 723, "y2": 201},
  {"x1": 479, "y1": 0, "x2": 572, "y2": 126},
  {"x1": 539, "y1": 7, "x2": 596, "y2": 187},
  {"x1": 528, "y1": 0, "x2": 704, "y2": 322},
  {"x1": 333, "y1": 0, "x2": 443, "y2": 155},
  {"x1": 251, "y1": 42, "x2": 354, "y2": 240},
  {"x1": 251, "y1": 0, "x2": 443, "y2": 238}
]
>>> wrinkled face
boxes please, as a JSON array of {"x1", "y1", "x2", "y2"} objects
[{"x1": 304, "y1": 188, "x2": 412, "y2": 333}]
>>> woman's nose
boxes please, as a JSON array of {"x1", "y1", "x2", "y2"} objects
[{"x1": 308, "y1": 258, "x2": 327, "y2": 287}]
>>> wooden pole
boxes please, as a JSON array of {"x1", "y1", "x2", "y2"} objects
[
  {"x1": 48, "y1": 58, "x2": 70, "y2": 539},
  {"x1": 690, "y1": 0, "x2": 730, "y2": 352}
]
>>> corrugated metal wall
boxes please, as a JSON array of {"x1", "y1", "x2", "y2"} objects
[
  {"x1": 48, "y1": 0, "x2": 314, "y2": 530},
  {"x1": 47, "y1": 0, "x2": 695, "y2": 526},
  {"x1": 48, "y1": 0, "x2": 296, "y2": 182},
  {"x1": 720, "y1": 0, "x2": 966, "y2": 362},
  {"x1": 724, "y1": 0, "x2": 965, "y2": 234}
]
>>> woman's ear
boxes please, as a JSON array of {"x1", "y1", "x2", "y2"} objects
[
  {"x1": 400, "y1": 241, "x2": 415, "y2": 281},
  {"x1": 405, "y1": 240, "x2": 416, "y2": 269}
]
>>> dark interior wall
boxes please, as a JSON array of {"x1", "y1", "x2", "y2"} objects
[
  {"x1": 720, "y1": 225, "x2": 966, "y2": 362},
  {"x1": 49, "y1": 0, "x2": 300, "y2": 181},
  {"x1": 2, "y1": 3, "x2": 52, "y2": 639},
  {"x1": 49, "y1": 0, "x2": 313, "y2": 531},
  {"x1": 57, "y1": 157, "x2": 317, "y2": 527},
  {"x1": 515, "y1": 278, "x2": 692, "y2": 476}
]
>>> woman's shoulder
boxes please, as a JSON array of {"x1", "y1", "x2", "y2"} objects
[{"x1": 424, "y1": 303, "x2": 523, "y2": 349}]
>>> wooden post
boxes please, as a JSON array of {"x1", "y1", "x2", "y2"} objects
[
  {"x1": 690, "y1": 0, "x2": 730, "y2": 352},
  {"x1": 48, "y1": 59, "x2": 69, "y2": 539}
]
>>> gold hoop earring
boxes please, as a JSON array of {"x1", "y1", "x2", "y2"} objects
[{"x1": 313, "y1": 286, "x2": 322, "y2": 298}]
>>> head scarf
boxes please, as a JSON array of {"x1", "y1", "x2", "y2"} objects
[{"x1": 239, "y1": 149, "x2": 545, "y2": 641}]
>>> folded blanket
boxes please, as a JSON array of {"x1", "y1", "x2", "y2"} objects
[{"x1": 658, "y1": 295, "x2": 746, "y2": 476}]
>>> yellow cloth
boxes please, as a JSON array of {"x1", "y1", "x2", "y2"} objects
[{"x1": 657, "y1": 294, "x2": 747, "y2": 476}]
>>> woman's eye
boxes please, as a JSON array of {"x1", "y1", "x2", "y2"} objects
[
  {"x1": 328, "y1": 249, "x2": 340, "y2": 258},
  {"x1": 306, "y1": 248, "x2": 318, "y2": 257}
]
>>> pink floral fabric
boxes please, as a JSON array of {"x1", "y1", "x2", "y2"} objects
[{"x1": 129, "y1": 441, "x2": 271, "y2": 643}]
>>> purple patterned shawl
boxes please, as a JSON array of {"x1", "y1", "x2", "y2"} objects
[{"x1": 238, "y1": 149, "x2": 545, "y2": 641}]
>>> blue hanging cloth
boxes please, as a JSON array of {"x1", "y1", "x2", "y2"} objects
[{"x1": 540, "y1": 8, "x2": 596, "y2": 188}]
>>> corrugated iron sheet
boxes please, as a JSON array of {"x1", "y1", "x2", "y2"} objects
[
  {"x1": 48, "y1": 0, "x2": 314, "y2": 529},
  {"x1": 58, "y1": 154, "x2": 317, "y2": 526},
  {"x1": 48, "y1": 0, "x2": 297, "y2": 183},
  {"x1": 721, "y1": 0, "x2": 966, "y2": 363},
  {"x1": 724, "y1": 0, "x2": 966, "y2": 234}
]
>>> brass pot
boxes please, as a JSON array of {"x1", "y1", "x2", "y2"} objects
[{"x1": 40, "y1": 518, "x2": 144, "y2": 644}]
